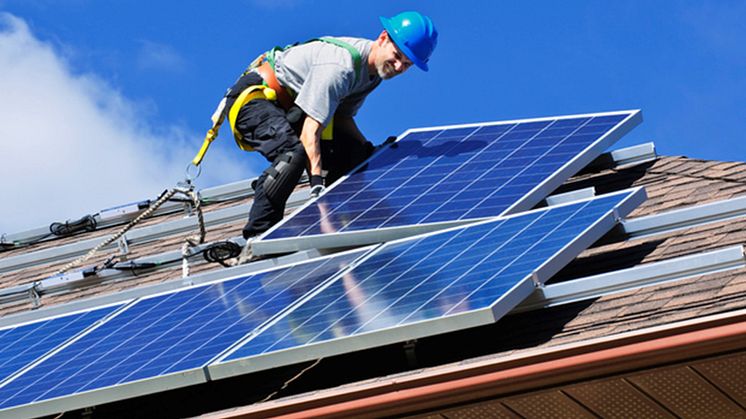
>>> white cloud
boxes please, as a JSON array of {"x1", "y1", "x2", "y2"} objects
[
  {"x1": 136, "y1": 39, "x2": 187, "y2": 73},
  {"x1": 0, "y1": 13, "x2": 252, "y2": 234}
]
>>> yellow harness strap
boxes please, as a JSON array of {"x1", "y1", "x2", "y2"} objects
[
  {"x1": 227, "y1": 85, "x2": 277, "y2": 150},
  {"x1": 191, "y1": 96, "x2": 227, "y2": 166},
  {"x1": 190, "y1": 85, "x2": 277, "y2": 166},
  {"x1": 321, "y1": 117, "x2": 334, "y2": 140},
  {"x1": 226, "y1": 85, "x2": 334, "y2": 146}
]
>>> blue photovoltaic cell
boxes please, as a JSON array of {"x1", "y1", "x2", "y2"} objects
[
  {"x1": 0, "y1": 305, "x2": 120, "y2": 384},
  {"x1": 265, "y1": 112, "x2": 634, "y2": 240},
  {"x1": 225, "y1": 190, "x2": 636, "y2": 362},
  {"x1": 0, "y1": 250, "x2": 364, "y2": 410}
]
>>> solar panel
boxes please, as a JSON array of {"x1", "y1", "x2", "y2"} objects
[
  {"x1": 0, "y1": 305, "x2": 121, "y2": 385},
  {"x1": 0, "y1": 249, "x2": 368, "y2": 417},
  {"x1": 209, "y1": 187, "x2": 645, "y2": 379},
  {"x1": 253, "y1": 110, "x2": 642, "y2": 256}
]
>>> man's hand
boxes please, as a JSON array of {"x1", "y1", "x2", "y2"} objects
[
  {"x1": 377, "y1": 135, "x2": 398, "y2": 150},
  {"x1": 310, "y1": 174, "x2": 326, "y2": 198}
]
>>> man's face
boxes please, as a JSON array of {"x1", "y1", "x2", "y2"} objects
[{"x1": 375, "y1": 32, "x2": 414, "y2": 80}]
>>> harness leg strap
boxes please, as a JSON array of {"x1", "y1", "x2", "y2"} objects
[{"x1": 263, "y1": 144, "x2": 307, "y2": 206}]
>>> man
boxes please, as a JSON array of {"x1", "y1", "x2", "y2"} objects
[{"x1": 225, "y1": 11, "x2": 438, "y2": 251}]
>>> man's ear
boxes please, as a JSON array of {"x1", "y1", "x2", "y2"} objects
[{"x1": 377, "y1": 30, "x2": 388, "y2": 44}]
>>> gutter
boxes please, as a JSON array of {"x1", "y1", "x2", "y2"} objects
[{"x1": 203, "y1": 309, "x2": 746, "y2": 418}]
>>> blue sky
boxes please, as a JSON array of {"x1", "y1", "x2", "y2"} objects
[{"x1": 1, "y1": 1, "x2": 745, "y2": 232}]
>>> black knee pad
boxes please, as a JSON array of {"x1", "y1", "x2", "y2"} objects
[{"x1": 263, "y1": 145, "x2": 307, "y2": 205}]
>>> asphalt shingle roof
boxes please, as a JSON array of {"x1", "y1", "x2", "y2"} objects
[{"x1": 1, "y1": 154, "x2": 745, "y2": 417}]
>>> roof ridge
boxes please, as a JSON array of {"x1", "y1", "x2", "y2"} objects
[
  {"x1": 616, "y1": 155, "x2": 746, "y2": 185},
  {"x1": 636, "y1": 168, "x2": 746, "y2": 185}
]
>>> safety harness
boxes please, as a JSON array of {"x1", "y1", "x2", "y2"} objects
[{"x1": 191, "y1": 38, "x2": 362, "y2": 166}]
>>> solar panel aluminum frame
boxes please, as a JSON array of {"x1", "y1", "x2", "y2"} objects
[
  {"x1": 252, "y1": 110, "x2": 642, "y2": 256},
  {"x1": 208, "y1": 187, "x2": 646, "y2": 381},
  {"x1": 0, "y1": 247, "x2": 375, "y2": 419},
  {"x1": 0, "y1": 368, "x2": 207, "y2": 419}
]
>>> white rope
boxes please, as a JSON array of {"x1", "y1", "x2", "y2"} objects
[
  {"x1": 181, "y1": 190, "x2": 206, "y2": 278},
  {"x1": 54, "y1": 189, "x2": 179, "y2": 276},
  {"x1": 55, "y1": 187, "x2": 207, "y2": 281}
]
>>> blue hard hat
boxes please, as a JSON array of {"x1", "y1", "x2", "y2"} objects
[{"x1": 379, "y1": 11, "x2": 438, "y2": 71}]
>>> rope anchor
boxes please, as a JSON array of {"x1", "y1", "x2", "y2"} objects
[
  {"x1": 179, "y1": 188, "x2": 206, "y2": 278},
  {"x1": 184, "y1": 162, "x2": 202, "y2": 183},
  {"x1": 54, "y1": 184, "x2": 207, "y2": 280}
]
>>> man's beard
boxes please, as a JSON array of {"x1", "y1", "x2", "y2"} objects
[{"x1": 376, "y1": 61, "x2": 395, "y2": 79}]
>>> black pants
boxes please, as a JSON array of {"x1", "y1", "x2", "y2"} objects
[
  {"x1": 236, "y1": 99, "x2": 303, "y2": 239},
  {"x1": 232, "y1": 74, "x2": 372, "y2": 239}
]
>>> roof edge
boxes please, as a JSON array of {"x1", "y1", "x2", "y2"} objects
[{"x1": 204, "y1": 308, "x2": 746, "y2": 419}]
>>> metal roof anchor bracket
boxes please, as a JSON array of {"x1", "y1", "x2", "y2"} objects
[
  {"x1": 181, "y1": 201, "x2": 193, "y2": 217},
  {"x1": 174, "y1": 183, "x2": 198, "y2": 218},
  {"x1": 531, "y1": 271, "x2": 543, "y2": 288},
  {"x1": 543, "y1": 187, "x2": 596, "y2": 207},
  {"x1": 28, "y1": 283, "x2": 41, "y2": 309},
  {"x1": 117, "y1": 236, "x2": 130, "y2": 260}
]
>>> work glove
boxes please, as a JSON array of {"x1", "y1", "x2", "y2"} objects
[
  {"x1": 310, "y1": 175, "x2": 325, "y2": 198},
  {"x1": 376, "y1": 136, "x2": 398, "y2": 151}
]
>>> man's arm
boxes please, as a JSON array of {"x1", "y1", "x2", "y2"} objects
[{"x1": 300, "y1": 115, "x2": 324, "y2": 176}]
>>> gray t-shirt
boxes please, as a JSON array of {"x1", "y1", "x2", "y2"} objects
[{"x1": 273, "y1": 37, "x2": 382, "y2": 127}]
